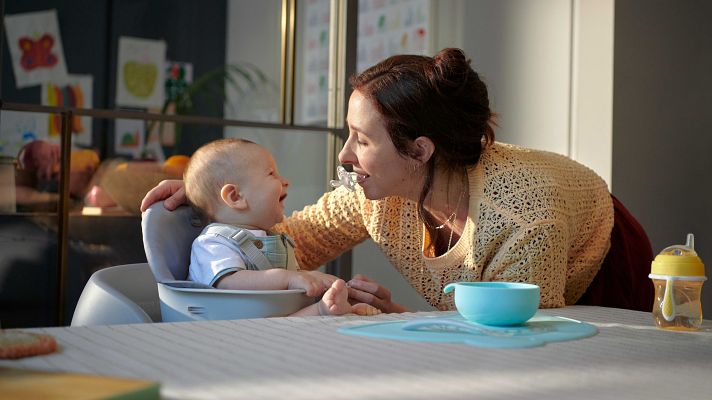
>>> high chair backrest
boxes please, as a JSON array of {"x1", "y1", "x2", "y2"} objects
[{"x1": 142, "y1": 203, "x2": 204, "y2": 283}]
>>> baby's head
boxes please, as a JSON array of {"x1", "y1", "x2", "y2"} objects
[{"x1": 184, "y1": 138, "x2": 289, "y2": 230}]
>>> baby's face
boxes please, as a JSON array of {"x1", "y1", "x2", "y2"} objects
[{"x1": 238, "y1": 146, "x2": 289, "y2": 229}]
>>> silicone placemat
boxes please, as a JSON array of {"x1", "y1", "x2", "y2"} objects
[{"x1": 339, "y1": 312, "x2": 598, "y2": 348}]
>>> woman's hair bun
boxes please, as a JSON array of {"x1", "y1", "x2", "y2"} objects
[
  {"x1": 433, "y1": 48, "x2": 471, "y2": 82},
  {"x1": 430, "y1": 48, "x2": 474, "y2": 94}
]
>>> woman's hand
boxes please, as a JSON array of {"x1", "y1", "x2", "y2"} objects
[
  {"x1": 347, "y1": 274, "x2": 408, "y2": 313},
  {"x1": 140, "y1": 179, "x2": 187, "y2": 212}
]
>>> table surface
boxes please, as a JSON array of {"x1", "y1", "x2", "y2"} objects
[{"x1": 2, "y1": 306, "x2": 711, "y2": 400}]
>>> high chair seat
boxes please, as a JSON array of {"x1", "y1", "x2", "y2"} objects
[
  {"x1": 141, "y1": 203, "x2": 313, "y2": 322},
  {"x1": 71, "y1": 263, "x2": 161, "y2": 326}
]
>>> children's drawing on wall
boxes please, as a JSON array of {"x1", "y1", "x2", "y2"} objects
[
  {"x1": 41, "y1": 74, "x2": 93, "y2": 148},
  {"x1": 357, "y1": 0, "x2": 430, "y2": 72},
  {"x1": 115, "y1": 37, "x2": 166, "y2": 109},
  {"x1": 0, "y1": 111, "x2": 48, "y2": 157},
  {"x1": 146, "y1": 61, "x2": 194, "y2": 149},
  {"x1": 3, "y1": 9, "x2": 69, "y2": 88},
  {"x1": 114, "y1": 119, "x2": 145, "y2": 158},
  {"x1": 164, "y1": 61, "x2": 193, "y2": 105},
  {"x1": 298, "y1": 0, "x2": 330, "y2": 125}
]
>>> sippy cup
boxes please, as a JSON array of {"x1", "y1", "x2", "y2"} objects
[{"x1": 649, "y1": 233, "x2": 706, "y2": 330}]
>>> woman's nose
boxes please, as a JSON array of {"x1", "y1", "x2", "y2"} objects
[{"x1": 338, "y1": 142, "x2": 355, "y2": 165}]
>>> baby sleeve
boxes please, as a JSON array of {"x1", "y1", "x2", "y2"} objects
[{"x1": 189, "y1": 234, "x2": 248, "y2": 287}]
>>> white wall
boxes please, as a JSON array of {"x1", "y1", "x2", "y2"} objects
[
  {"x1": 438, "y1": 0, "x2": 613, "y2": 185},
  {"x1": 460, "y1": 0, "x2": 572, "y2": 156},
  {"x1": 570, "y1": 0, "x2": 614, "y2": 190}
]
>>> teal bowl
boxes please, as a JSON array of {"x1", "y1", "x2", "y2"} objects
[{"x1": 444, "y1": 282, "x2": 540, "y2": 326}]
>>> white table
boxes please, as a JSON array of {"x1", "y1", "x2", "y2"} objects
[{"x1": 2, "y1": 306, "x2": 711, "y2": 399}]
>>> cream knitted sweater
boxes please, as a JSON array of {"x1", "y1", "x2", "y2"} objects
[{"x1": 276, "y1": 143, "x2": 614, "y2": 310}]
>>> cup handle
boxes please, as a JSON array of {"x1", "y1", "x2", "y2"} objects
[
  {"x1": 662, "y1": 277, "x2": 676, "y2": 322},
  {"x1": 443, "y1": 283, "x2": 456, "y2": 294}
]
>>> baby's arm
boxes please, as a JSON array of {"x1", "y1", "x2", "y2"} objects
[{"x1": 215, "y1": 269, "x2": 333, "y2": 297}]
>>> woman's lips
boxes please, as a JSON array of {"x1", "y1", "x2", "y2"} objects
[{"x1": 355, "y1": 173, "x2": 368, "y2": 184}]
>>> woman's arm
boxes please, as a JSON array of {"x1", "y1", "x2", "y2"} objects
[{"x1": 275, "y1": 187, "x2": 371, "y2": 270}]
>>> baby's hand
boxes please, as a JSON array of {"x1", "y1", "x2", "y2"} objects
[
  {"x1": 305, "y1": 270, "x2": 338, "y2": 287},
  {"x1": 287, "y1": 271, "x2": 331, "y2": 297}
]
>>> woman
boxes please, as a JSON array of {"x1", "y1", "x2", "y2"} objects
[{"x1": 141, "y1": 48, "x2": 653, "y2": 312}]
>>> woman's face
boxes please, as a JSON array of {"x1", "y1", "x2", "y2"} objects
[{"x1": 339, "y1": 90, "x2": 417, "y2": 200}]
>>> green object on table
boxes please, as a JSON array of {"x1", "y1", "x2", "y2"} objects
[{"x1": 0, "y1": 367, "x2": 160, "y2": 399}]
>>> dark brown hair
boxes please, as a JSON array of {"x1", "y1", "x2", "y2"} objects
[{"x1": 349, "y1": 48, "x2": 495, "y2": 223}]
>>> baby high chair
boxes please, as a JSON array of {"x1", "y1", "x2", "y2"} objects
[{"x1": 141, "y1": 203, "x2": 314, "y2": 322}]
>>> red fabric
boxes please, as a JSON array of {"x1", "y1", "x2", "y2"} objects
[{"x1": 577, "y1": 195, "x2": 654, "y2": 311}]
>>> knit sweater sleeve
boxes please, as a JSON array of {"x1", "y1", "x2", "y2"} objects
[
  {"x1": 482, "y1": 220, "x2": 568, "y2": 308},
  {"x1": 274, "y1": 187, "x2": 371, "y2": 270}
]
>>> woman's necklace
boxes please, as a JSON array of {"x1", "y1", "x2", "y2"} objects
[
  {"x1": 424, "y1": 185, "x2": 465, "y2": 230},
  {"x1": 445, "y1": 188, "x2": 465, "y2": 251},
  {"x1": 432, "y1": 210, "x2": 456, "y2": 230},
  {"x1": 423, "y1": 186, "x2": 466, "y2": 253}
]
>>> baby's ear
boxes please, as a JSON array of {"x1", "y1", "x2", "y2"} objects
[{"x1": 220, "y1": 183, "x2": 247, "y2": 210}]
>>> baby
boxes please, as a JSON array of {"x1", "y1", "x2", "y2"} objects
[{"x1": 185, "y1": 138, "x2": 379, "y2": 316}]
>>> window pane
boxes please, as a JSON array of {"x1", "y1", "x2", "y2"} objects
[{"x1": 294, "y1": 0, "x2": 331, "y2": 127}]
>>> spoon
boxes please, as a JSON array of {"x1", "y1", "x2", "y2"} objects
[{"x1": 401, "y1": 318, "x2": 544, "y2": 348}]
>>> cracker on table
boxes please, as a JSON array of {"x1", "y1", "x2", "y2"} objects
[{"x1": 0, "y1": 331, "x2": 57, "y2": 359}]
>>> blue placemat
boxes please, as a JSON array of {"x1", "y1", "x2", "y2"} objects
[{"x1": 338, "y1": 312, "x2": 598, "y2": 348}]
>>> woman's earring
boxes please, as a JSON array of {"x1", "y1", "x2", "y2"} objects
[{"x1": 410, "y1": 160, "x2": 420, "y2": 173}]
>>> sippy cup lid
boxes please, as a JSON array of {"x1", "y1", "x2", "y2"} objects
[{"x1": 651, "y1": 233, "x2": 706, "y2": 278}]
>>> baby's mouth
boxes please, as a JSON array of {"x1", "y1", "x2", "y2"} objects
[{"x1": 279, "y1": 193, "x2": 288, "y2": 203}]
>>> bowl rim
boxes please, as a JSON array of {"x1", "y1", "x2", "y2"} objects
[{"x1": 452, "y1": 282, "x2": 540, "y2": 290}]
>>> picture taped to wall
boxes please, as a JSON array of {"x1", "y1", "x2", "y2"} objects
[
  {"x1": 0, "y1": 111, "x2": 49, "y2": 157},
  {"x1": 41, "y1": 74, "x2": 93, "y2": 147},
  {"x1": 357, "y1": 0, "x2": 431, "y2": 72},
  {"x1": 3, "y1": 9, "x2": 69, "y2": 88},
  {"x1": 299, "y1": 0, "x2": 330, "y2": 125},
  {"x1": 116, "y1": 37, "x2": 166, "y2": 108},
  {"x1": 146, "y1": 61, "x2": 194, "y2": 147},
  {"x1": 114, "y1": 118, "x2": 145, "y2": 158}
]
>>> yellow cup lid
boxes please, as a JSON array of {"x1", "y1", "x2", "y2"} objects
[
  {"x1": 651, "y1": 254, "x2": 705, "y2": 277},
  {"x1": 650, "y1": 234, "x2": 706, "y2": 277}
]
